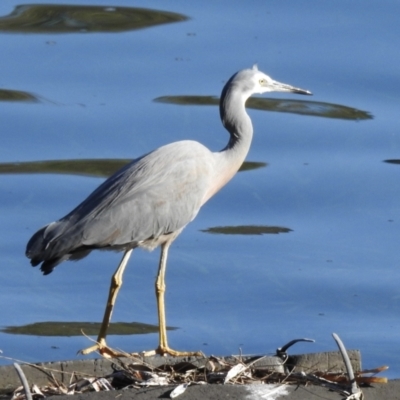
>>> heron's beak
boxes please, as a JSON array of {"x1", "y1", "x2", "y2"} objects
[{"x1": 271, "y1": 80, "x2": 312, "y2": 95}]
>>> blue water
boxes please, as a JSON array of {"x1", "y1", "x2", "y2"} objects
[{"x1": 1, "y1": 0, "x2": 399, "y2": 379}]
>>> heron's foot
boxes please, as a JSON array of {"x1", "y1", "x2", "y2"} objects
[
  {"x1": 78, "y1": 339, "x2": 126, "y2": 358},
  {"x1": 139, "y1": 345, "x2": 204, "y2": 358}
]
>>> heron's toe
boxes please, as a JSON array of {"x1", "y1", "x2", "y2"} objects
[
  {"x1": 139, "y1": 346, "x2": 204, "y2": 358},
  {"x1": 79, "y1": 340, "x2": 126, "y2": 358}
]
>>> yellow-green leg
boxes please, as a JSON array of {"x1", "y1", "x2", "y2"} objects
[
  {"x1": 79, "y1": 249, "x2": 133, "y2": 357},
  {"x1": 147, "y1": 241, "x2": 203, "y2": 357}
]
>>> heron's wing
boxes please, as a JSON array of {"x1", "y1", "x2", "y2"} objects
[{"x1": 42, "y1": 141, "x2": 215, "y2": 256}]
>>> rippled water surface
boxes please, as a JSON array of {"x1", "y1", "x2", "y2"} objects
[{"x1": 1, "y1": 0, "x2": 400, "y2": 378}]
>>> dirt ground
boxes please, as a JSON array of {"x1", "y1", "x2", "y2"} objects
[
  {"x1": 1, "y1": 354, "x2": 398, "y2": 400},
  {"x1": 46, "y1": 381, "x2": 400, "y2": 400}
]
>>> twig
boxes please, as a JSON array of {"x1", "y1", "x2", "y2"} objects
[
  {"x1": 295, "y1": 372, "x2": 353, "y2": 396},
  {"x1": 332, "y1": 333, "x2": 364, "y2": 400},
  {"x1": 13, "y1": 363, "x2": 33, "y2": 400}
]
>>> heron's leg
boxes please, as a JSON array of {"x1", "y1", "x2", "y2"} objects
[
  {"x1": 150, "y1": 241, "x2": 203, "y2": 357},
  {"x1": 155, "y1": 242, "x2": 170, "y2": 351},
  {"x1": 79, "y1": 249, "x2": 133, "y2": 356}
]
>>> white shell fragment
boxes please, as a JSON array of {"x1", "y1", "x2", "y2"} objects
[
  {"x1": 170, "y1": 382, "x2": 190, "y2": 398},
  {"x1": 224, "y1": 363, "x2": 247, "y2": 383}
]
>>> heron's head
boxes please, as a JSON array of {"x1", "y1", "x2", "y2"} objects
[
  {"x1": 220, "y1": 65, "x2": 311, "y2": 126},
  {"x1": 231, "y1": 65, "x2": 312, "y2": 97}
]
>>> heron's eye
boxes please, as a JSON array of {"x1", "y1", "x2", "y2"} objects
[{"x1": 259, "y1": 79, "x2": 265, "y2": 85}]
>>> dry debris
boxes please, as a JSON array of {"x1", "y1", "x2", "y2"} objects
[
  {"x1": 10, "y1": 356, "x2": 388, "y2": 400},
  {"x1": 9, "y1": 333, "x2": 388, "y2": 400}
]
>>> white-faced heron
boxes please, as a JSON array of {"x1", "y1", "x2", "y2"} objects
[{"x1": 26, "y1": 65, "x2": 311, "y2": 357}]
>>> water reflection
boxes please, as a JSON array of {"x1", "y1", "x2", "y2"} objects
[
  {"x1": 384, "y1": 159, "x2": 400, "y2": 165},
  {"x1": 0, "y1": 88, "x2": 38, "y2": 102},
  {"x1": 0, "y1": 159, "x2": 266, "y2": 178},
  {"x1": 0, "y1": 4, "x2": 187, "y2": 34},
  {"x1": 2, "y1": 321, "x2": 175, "y2": 337},
  {"x1": 0, "y1": 159, "x2": 131, "y2": 178},
  {"x1": 201, "y1": 225, "x2": 292, "y2": 235},
  {"x1": 155, "y1": 96, "x2": 373, "y2": 121}
]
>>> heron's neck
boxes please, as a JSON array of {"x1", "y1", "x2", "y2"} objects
[
  {"x1": 201, "y1": 91, "x2": 254, "y2": 204},
  {"x1": 220, "y1": 90, "x2": 253, "y2": 169}
]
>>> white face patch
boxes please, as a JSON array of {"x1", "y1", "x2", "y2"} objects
[
  {"x1": 251, "y1": 71, "x2": 311, "y2": 95},
  {"x1": 252, "y1": 72, "x2": 276, "y2": 94}
]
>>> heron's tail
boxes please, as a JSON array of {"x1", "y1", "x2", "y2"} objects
[{"x1": 26, "y1": 223, "x2": 67, "y2": 274}]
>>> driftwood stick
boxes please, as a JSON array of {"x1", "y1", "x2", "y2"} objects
[{"x1": 13, "y1": 363, "x2": 33, "y2": 400}]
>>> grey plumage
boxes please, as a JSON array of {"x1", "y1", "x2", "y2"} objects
[
  {"x1": 27, "y1": 141, "x2": 214, "y2": 274},
  {"x1": 26, "y1": 65, "x2": 311, "y2": 356}
]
